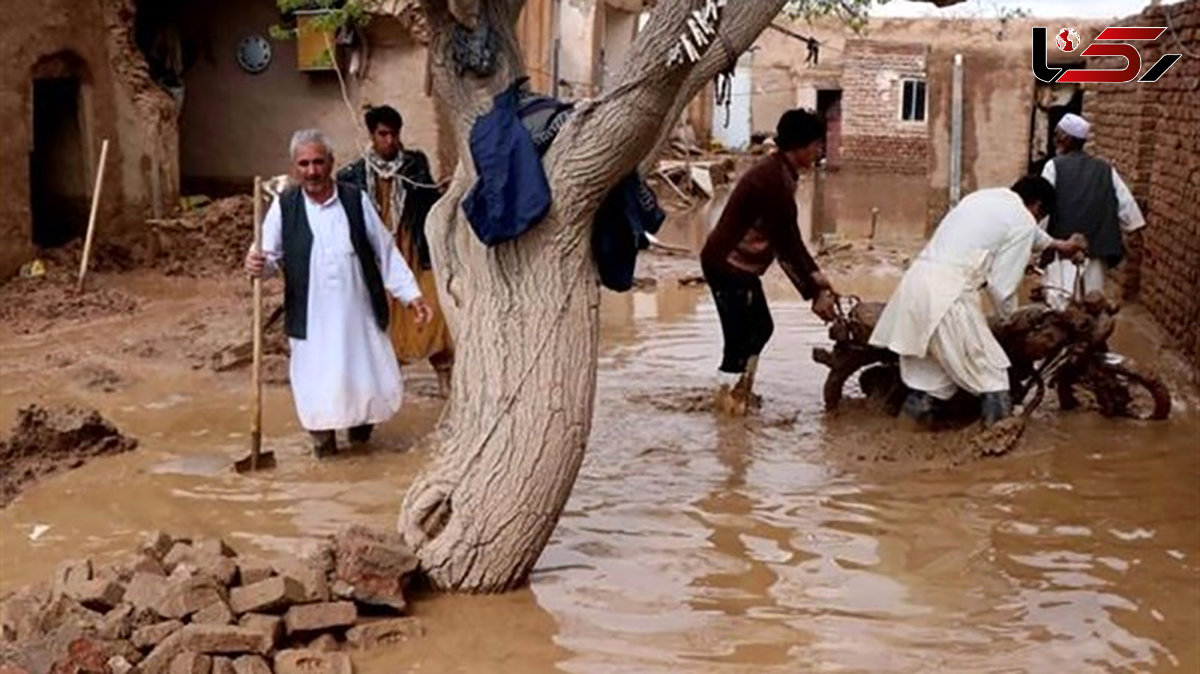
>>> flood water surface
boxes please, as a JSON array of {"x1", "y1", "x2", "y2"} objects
[{"x1": 1, "y1": 267, "x2": 1197, "y2": 673}]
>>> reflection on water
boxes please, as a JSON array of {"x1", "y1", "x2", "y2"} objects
[{"x1": 1, "y1": 255, "x2": 1197, "y2": 673}]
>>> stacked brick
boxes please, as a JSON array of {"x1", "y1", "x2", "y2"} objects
[
  {"x1": 0, "y1": 527, "x2": 425, "y2": 674},
  {"x1": 1085, "y1": 0, "x2": 1200, "y2": 380},
  {"x1": 840, "y1": 40, "x2": 932, "y2": 174}
]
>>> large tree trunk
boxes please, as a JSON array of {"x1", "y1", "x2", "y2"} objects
[{"x1": 399, "y1": 0, "x2": 789, "y2": 592}]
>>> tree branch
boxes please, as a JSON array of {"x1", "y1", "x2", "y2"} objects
[{"x1": 639, "y1": 0, "x2": 790, "y2": 173}]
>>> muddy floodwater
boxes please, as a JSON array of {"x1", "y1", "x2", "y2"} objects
[{"x1": 2, "y1": 235, "x2": 1198, "y2": 672}]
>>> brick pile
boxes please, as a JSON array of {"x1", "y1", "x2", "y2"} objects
[
  {"x1": 0, "y1": 527, "x2": 424, "y2": 674},
  {"x1": 840, "y1": 39, "x2": 932, "y2": 174},
  {"x1": 1085, "y1": 0, "x2": 1200, "y2": 379}
]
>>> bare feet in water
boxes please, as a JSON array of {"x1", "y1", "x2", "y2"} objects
[{"x1": 714, "y1": 383, "x2": 762, "y2": 416}]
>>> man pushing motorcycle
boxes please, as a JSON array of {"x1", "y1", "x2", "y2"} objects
[{"x1": 868, "y1": 176, "x2": 1088, "y2": 428}]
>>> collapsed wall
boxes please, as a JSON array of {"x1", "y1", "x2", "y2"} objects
[
  {"x1": 1085, "y1": 0, "x2": 1200, "y2": 380},
  {"x1": 0, "y1": 0, "x2": 178, "y2": 281}
]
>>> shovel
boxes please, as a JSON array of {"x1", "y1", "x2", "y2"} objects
[{"x1": 235, "y1": 176, "x2": 277, "y2": 472}]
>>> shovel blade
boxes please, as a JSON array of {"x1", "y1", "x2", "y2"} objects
[{"x1": 234, "y1": 451, "x2": 277, "y2": 473}]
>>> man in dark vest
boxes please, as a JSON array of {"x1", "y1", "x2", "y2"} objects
[
  {"x1": 337, "y1": 105, "x2": 454, "y2": 397},
  {"x1": 1040, "y1": 113, "x2": 1146, "y2": 309},
  {"x1": 245, "y1": 129, "x2": 432, "y2": 458}
]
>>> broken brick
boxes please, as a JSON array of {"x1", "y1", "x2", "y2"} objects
[
  {"x1": 212, "y1": 656, "x2": 236, "y2": 674},
  {"x1": 178, "y1": 625, "x2": 271, "y2": 655},
  {"x1": 107, "y1": 655, "x2": 136, "y2": 674},
  {"x1": 49, "y1": 636, "x2": 139, "y2": 674},
  {"x1": 157, "y1": 575, "x2": 225, "y2": 620},
  {"x1": 132, "y1": 620, "x2": 184, "y2": 650},
  {"x1": 273, "y1": 649, "x2": 351, "y2": 674},
  {"x1": 235, "y1": 559, "x2": 273, "y2": 587},
  {"x1": 192, "y1": 600, "x2": 234, "y2": 626},
  {"x1": 231, "y1": 655, "x2": 271, "y2": 674},
  {"x1": 142, "y1": 532, "x2": 175, "y2": 561},
  {"x1": 236, "y1": 614, "x2": 283, "y2": 650},
  {"x1": 331, "y1": 526, "x2": 417, "y2": 612},
  {"x1": 307, "y1": 633, "x2": 340, "y2": 652},
  {"x1": 163, "y1": 544, "x2": 195, "y2": 572},
  {"x1": 98, "y1": 604, "x2": 134, "y2": 640},
  {"x1": 124, "y1": 572, "x2": 170, "y2": 614},
  {"x1": 193, "y1": 538, "x2": 236, "y2": 559},
  {"x1": 345, "y1": 617, "x2": 425, "y2": 650},
  {"x1": 142, "y1": 625, "x2": 271, "y2": 674},
  {"x1": 169, "y1": 651, "x2": 212, "y2": 674},
  {"x1": 132, "y1": 554, "x2": 169, "y2": 577},
  {"x1": 164, "y1": 545, "x2": 238, "y2": 586},
  {"x1": 277, "y1": 562, "x2": 329, "y2": 603},
  {"x1": 64, "y1": 578, "x2": 125, "y2": 613},
  {"x1": 229, "y1": 577, "x2": 304, "y2": 615},
  {"x1": 284, "y1": 602, "x2": 356, "y2": 634}
]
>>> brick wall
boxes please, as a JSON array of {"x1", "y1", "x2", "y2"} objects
[
  {"x1": 840, "y1": 39, "x2": 931, "y2": 174},
  {"x1": 1085, "y1": 0, "x2": 1200, "y2": 379}
]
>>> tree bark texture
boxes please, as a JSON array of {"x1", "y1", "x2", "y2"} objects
[{"x1": 399, "y1": 0, "x2": 789, "y2": 592}]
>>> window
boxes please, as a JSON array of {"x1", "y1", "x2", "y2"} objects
[{"x1": 901, "y1": 79, "x2": 927, "y2": 122}]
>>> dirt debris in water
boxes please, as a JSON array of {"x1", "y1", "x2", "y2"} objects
[
  {"x1": 149, "y1": 196, "x2": 256, "y2": 278},
  {"x1": 0, "y1": 405, "x2": 138, "y2": 508}
]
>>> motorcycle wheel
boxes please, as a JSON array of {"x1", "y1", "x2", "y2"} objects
[{"x1": 1085, "y1": 358, "x2": 1172, "y2": 421}]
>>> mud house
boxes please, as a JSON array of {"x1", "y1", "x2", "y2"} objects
[
  {"x1": 1, "y1": 0, "x2": 445, "y2": 280},
  {"x1": 1, "y1": 0, "x2": 178, "y2": 280},
  {"x1": 686, "y1": 16, "x2": 1107, "y2": 240},
  {"x1": 170, "y1": 0, "x2": 441, "y2": 196},
  {"x1": 2, "y1": 0, "x2": 660, "y2": 280},
  {"x1": 1086, "y1": 0, "x2": 1199, "y2": 379}
]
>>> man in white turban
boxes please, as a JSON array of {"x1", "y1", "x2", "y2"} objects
[{"x1": 1039, "y1": 112, "x2": 1145, "y2": 309}]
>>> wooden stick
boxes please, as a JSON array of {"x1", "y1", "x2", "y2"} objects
[
  {"x1": 250, "y1": 176, "x2": 265, "y2": 470},
  {"x1": 77, "y1": 139, "x2": 110, "y2": 293}
]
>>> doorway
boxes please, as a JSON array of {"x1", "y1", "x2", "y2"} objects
[
  {"x1": 30, "y1": 72, "x2": 89, "y2": 248},
  {"x1": 817, "y1": 89, "x2": 843, "y2": 167},
  {"x1": 1028, "y1": 72, "x2": 1083, "y2": 175}
]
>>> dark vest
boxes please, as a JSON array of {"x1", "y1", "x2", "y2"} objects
[
  {"x1": 1049, "y1": 151, "x2": 1123, "y2": 267},
  {"x1": 280, "y1": 182, "x2": 390, "y2": 339}
]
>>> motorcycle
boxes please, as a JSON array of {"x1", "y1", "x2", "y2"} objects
[{"x1": 812, "y1": 276, "x2": 1172, "y2": 425}]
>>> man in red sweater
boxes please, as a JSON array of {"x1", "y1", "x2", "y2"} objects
[{"x1": 701, "y1": 109, "x2": 837, "y2": 413}]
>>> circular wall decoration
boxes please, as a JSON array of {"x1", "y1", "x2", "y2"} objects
[{"x1": 236, "y1": 35, "x2": 272, "y2": 74}]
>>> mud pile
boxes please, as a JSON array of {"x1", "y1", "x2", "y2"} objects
[
  {"x1": 150, "y1": 196, "x2": 256, "y2": 278},
  {"x1": 0, "y1": 405, "x2": 138, "y2": 507},
  {"x1": 0, "y1": 267, "x2": 142, "y2": 336},
  {"x1": 0, "y1": 527, "x2": 425, "y2": 673}
]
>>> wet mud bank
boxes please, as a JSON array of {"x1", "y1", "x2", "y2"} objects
[{"x1": 0, "y1": 405, "x2": 136, "y2": 508}]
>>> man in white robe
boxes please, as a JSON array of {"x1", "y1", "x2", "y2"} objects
[
  {"x1": 869, "y1": 176, "x2": 1086, "y2": 427},
  {"x1": 246, "y1": 129, "x2": 432, "y2": 457},
  {"x1": 1040, "y1": 113, "x2": 1146, "y2": 309}
]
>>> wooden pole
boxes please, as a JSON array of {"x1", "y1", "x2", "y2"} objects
[
  {"x1": 77, "y1": 139, "x2": 110, "y2": 293},
  {"x1": 250, "y1": 176, "x2": 264, "y2": 470}
]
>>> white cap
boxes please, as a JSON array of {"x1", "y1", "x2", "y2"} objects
[{"x1": 1056, "y1": 113, "x2": 1090, "y2": 140}]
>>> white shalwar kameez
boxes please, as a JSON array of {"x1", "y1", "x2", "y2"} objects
[
  {"x1": 1039, "y1": 160, "x2": 1145, "y2": 309},
  {"x1": 259, "y1": 190, "x2": 422, "y2": 431},
  {"x1": 869, "y1": 188, "x2": 1053, "y2": 400}
]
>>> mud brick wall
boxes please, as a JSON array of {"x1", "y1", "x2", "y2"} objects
[
  {"x1": 841, "y1": 40, "x2": 931, "y2": 174},
  {"x1": 1085, "y1": 0, "x2": 1200, "y2": 379}
]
